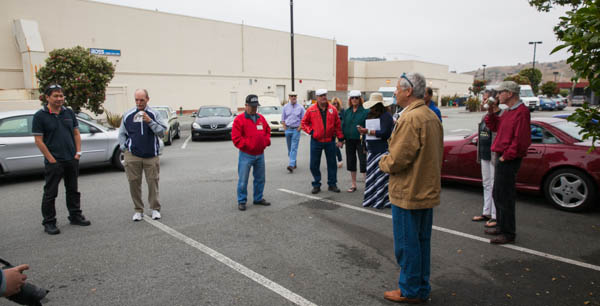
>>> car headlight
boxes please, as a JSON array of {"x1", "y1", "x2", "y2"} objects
[
  {"x1": 192, "y1": 122, "x2": 200, "y2": 129},
  {"x1": 227, "y1": 121, "x2": 233, "y2": 128}
]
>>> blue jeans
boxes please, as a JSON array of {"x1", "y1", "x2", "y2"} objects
[
  {"x1": 392, "y1": 205, "x2": 432, "y2": 300},
  {"x1": 309, "y1": 138, "x2": 337, "y2": 188},
  {"x1": 285, "y1": 128, "x2": 301, "y2": 167},
  {"x1": 237, "y1": 151, "x2": 265, "y2": 204}
]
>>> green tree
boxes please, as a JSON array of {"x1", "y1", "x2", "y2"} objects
[
  {"x1": 36, "y1": 46, "x2": 115, "y2": 114},
  {"x1": 469, "y1": 79, "x2": 487, "y2": 96},
  {"x1": 529, "y1": 0, "x2": 599, "y2": 151},
  {"x1": 559, "y1": 88, "x2": 570, "y2": 97},
  {"x1": 540, "y1": 81, "x2": 559, "y2": 97},
  {"x1": 504, "y1": 74, "x2": 531, "y2": 85},
  {"x1": 518, "y1": 68, "x2": 542, "y2": 94}
]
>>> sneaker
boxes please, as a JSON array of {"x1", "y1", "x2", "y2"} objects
[
  {"x1": 286, "y1": 166, "x2": 293, "y2": 173},
  {"x1": 328, "y1": 185, "x2": 341, "y2": 193},
  {"x1": 44, "y1": 223, "x2": 60, "y2": 235},
  {"x1": 311, "y1": 186, "x2": 321, "y2": 194},
  {"x1": 132, "y1": 212, "x2": 143, "y2": 221},
  {"x1": 151, "y1": 210, "x2": 161, "y2": 220},
  {"x1": 238, "y1": 203, "x2": 246, "y2": 211},
  {"x1": 69, "y1": 214, "x2": 91, "y2": 226},
  {"x1": 253, "y1": 199, "x2": 271, "y2": 206}
]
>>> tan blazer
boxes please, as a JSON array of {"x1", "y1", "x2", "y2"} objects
[{"x1": 379, "y1": 99, "x2": 444, "y2": 210}]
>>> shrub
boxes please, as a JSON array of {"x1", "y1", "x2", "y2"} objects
[
  {"x1": 441, "y1": 96, "x2": 451, "y2": 107},
  {"x1": 105, "y1": 111, "x2": 122, "y2": 128},
  {"x1": 466, "y1": 97, "x2": 481, "y2": 112}
]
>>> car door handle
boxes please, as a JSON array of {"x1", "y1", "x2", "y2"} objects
[{"x1": 527, "y1": 148, "x2": 540, "y2": 154}]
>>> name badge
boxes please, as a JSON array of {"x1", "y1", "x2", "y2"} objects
[{"x1": 257, "y1": 124, "x2": 264, "y2": 130}]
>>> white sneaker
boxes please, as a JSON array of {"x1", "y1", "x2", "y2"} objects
[
  {"x1": 151, "y1": 210, "x2": 161, "y2": 220},
  {"x1": 132, "y1": 212, "x2": 143, "y2": 221}
]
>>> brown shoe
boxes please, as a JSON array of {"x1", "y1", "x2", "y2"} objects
[
  {"x1": 490, "y1": 235, "x2": 515, "y2": 244},
  {"x1": 384, "y1": 289, "x2": 425, "y2": 304},
  {"x1": 484, "y1": 228, "x2": 501, "y2": 236}
]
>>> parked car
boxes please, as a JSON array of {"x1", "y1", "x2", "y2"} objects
[
  {"x1": 572, "y1": 95, "x2": 586, "y2": 106},
  {"x1": 552, "y1": 96, "x2": 566, "y2": 110},
  {"x1": 258, "y1": 105, "x2": 284, "y2": 135},
  {"x1": 75, "y1": 111, "x2": 94, "y2": 121},
  {"x1": 0, "y1": 110, "x2": 125, "y2": 176},
  {"x1": 442, "y1": 117, "x2": 599, "y2": 212},
  {"x1": 191, "y1": 106, "x2": 235, "y2": 140},
  {"x1": 538, "y1": 96, "x2": 556, "y2": 111},
  {"x1": 152, "y1": 105, "x2": 180, "y2": 145}
]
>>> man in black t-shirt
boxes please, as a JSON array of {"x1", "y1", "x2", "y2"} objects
[{"x1": 32, "y1": 84, "x2": 91, "y2": 235}]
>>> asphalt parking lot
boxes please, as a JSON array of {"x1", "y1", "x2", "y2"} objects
[{"x1": 1, "y1": 107, "x2": 598, "y2": 306}]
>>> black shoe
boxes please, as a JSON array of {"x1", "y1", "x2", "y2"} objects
[
  {"x1": 287, "y1": 166, "x2": 293, "y2": 173},
  {"x1": 238, "y1": 203, "x2": 246, "y2": 211},
  {"x1": 253, "y1": 199, "x2": 271, "y2": 206},
  {"x1": 69, "y1": 215, "x2": 91, "y2": 226},
  {"x1": 328, "y1": 185, "x2": 341, "y2": 193},
  {"x1": 44, "y1": 223, "x2": 60, "y2": 235},
  {"x1": 311, "y1": 187, "x2": 321, "y2": 194}
]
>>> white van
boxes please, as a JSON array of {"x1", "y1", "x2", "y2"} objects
[
  {"x1": 378, "y1": 87, "x2": 396, "y2": 105},
  {"x1": 486, "y1": 84, "x2": 539, "y2": 111}
]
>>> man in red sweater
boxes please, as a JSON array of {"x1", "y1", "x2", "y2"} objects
[
  {"x1": 231, "y1": 95, "x2": 272, "y2": 211},
  {"x1": 484, "y1": 81, "x2": 531, "y2": 244},
  {"x1": 301, "y1": 89, "x2": 344, "y2": 194}
]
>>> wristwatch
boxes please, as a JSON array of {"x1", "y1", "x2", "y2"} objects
[{"x1": 76, "y1": 152, "x2": 82, "y2": 156}]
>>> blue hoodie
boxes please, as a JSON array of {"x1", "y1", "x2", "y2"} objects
[{"x1": 118, "y1": 107, "x2": 166, "y2": 158}]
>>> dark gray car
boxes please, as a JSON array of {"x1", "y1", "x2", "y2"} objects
[
  {"x1": 191, "y1": 106, "x2": 235, "y2": 140},
  {"x1": 0, "y1": 110, "x2": 124, "y2": 176}
]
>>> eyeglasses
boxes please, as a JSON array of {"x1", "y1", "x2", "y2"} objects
[{"x1": 401, "y1": 73, "x2": 413, "y2": 88}]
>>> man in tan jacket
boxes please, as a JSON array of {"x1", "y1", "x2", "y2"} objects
[{"x1": 379, "y1": 73, "x2": 443, "y2": 304}]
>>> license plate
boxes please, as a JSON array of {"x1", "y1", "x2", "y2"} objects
[{"x1": 279, "y1": 127, "x2": 285, "y2": 131}]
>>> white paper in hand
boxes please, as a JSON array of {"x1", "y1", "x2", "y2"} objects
[{"x1": 365, "y1": 119, "x2": 381, "y2": 140}]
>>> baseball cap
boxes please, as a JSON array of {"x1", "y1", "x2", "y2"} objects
[
  {"x1": 349, "y1": 90, "x2": 361, "y2": 98},
  {"x1": 495, "y1": 81, "x2": 520, "y2": 94},
  {"x1": 245, "y1": 94, "x2": 260, "y2": 106},
  {"x1": 315, "y1": 89, "x2": 327, "y2": 96},
  {"x1": 289, "y1": 91, "x2": 297, "y2": 96}
]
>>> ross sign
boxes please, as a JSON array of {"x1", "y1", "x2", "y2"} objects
[{"x1": 89, "y1": 48, "x2": 121, "y2": 56}]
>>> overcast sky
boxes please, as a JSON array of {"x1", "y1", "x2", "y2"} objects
[{"x1": 93, "y1": 0, "x2": 570, "y2": 73}]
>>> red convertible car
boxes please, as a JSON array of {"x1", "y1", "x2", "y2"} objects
[{"x1": 442, "y1": 117, "x2": 600, "y2": 212}]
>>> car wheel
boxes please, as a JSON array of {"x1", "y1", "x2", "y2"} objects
[
  {"x1": 543, "y1": 168, "x2": 597, "y2": 212},
  {"x1": 112, "y1": 149, "x2": 125, "y2": 171},
  {"x1": 165, "y1": 131, "x2": 172, "y2": 145},
  {"x1": 174, "y1": 125, "x2": 181, "y2": 139}
]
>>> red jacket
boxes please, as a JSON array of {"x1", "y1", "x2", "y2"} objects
[
  {"x1": 485, "y1": 102, "x2": 531, "y2": 160},
  {"x1": 232, "y1": 112, "x2": 271, "y2": 155},
  {"x1": 301, "y1": 103, "x2": 344, "y2": 142}
]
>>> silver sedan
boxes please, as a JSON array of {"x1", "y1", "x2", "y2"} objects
[{"x1": 0, "y1": 110, "x2": 124, "y2": 176}]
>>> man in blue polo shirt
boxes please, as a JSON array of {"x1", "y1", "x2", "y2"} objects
[
  {"x1": 424, "y1": 87, "x2": 442, "y2": 122},
  {"x1": 32, "y1": 84, "x2": 91, "y2": 235}
]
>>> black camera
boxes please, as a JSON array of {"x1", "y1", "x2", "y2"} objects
[{"x1": 1, "y1": 259, "x2": 49, "y2": 306}]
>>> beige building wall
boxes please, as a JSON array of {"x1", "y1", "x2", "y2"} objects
[
  {"x1": 0, "y1": 0, "x2": 336, "y2": 113},
  {"x1": 348, "y1": 60, "x2": 473, "y2": 99}
]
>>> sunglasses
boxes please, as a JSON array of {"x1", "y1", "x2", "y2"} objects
[
  {"x1": 350, "y1": 96, "x2": 360, "y2": 99},
  {"x1": 401, "y1": 73, "x2": 413, "y2": 88},
  {"x1": 45, "y1": 84, "x2": 63, "y2": 94},
  {"x1": 317, "y1": 94, "x2": 327, "y2": 97}
]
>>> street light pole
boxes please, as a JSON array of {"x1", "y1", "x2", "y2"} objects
[
  {"x1": 290, "y1": 0, "x2": 295, "y2": 91},
  {"x1": 528, "y1": 41, "x2": 542, "y2": 72},
  {"x1": 553, "y1": 71, "x2": 559, "y2": 83},
  {"x1": 482, "y1": 64, "x2": 487, "y2": 82}
]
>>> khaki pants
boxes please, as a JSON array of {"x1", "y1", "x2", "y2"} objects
[{"x1": 124, "y1": 151, "x2": 161, "y2": 213}]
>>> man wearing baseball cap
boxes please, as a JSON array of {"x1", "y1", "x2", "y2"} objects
[
  {"x1": 231, "y1": 94, "x2": 272, "y2": 211},
  {"x1": 281, "y1": 91, "x2": 305, "y2": 173},
  {"x1": 484, "y1": 81, "x2": 531, "y2": 244},
  {"x1": 301, "y1": 89, "x2": 344, "y2": 194}
]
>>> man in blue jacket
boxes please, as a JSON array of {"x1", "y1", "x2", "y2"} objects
[
  {"x1": 424, "y1": 87, "x2": 442, "y2": 122},
  {"x1": 118, "y1": 89, "x2": 166, "y2": 221}
]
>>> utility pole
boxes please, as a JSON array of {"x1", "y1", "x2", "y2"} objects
[
  {"x1": 290, "y1": 0, "x2": 295, "y2": 91},
  {"x1": 528, "y1": 41, "x2": 542, "y2": 72},
  {"x1": 553, "y1": 71, "x2": 559, "y2": 83},
  {"x1": 482, "y1": 64, "x2": 487, "y2": 82}
]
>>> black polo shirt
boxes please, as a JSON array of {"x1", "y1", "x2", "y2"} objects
[{"x1": 32, "y1": 105, "x2": 79, "y2": 163}]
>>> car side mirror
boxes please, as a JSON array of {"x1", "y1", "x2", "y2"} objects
[
  {"x1": 470, "y1": 136, "x2": 478, "y2": 145},
  {"x1": 90, "y1": 126, "x2": 100, "y2": 134},
  {"x1": 191, "y1": 112, "x2": 197, "y2": 117}
]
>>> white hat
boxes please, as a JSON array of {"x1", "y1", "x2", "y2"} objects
[
  {"x1": 315, "y1": 89, "x2": 327, "y2": 96},
  {"x1": 289, "y1": 91, "x2": 297, "y2": 96},
  {"x1": 363, "y1": 92, "x2": 392, "y2": 109},
  {"x1": 349, "y1": 90, "x2": 361, "y2": 97}
]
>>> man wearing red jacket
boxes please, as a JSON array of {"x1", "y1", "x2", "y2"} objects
[
  {"x1": 484, "y1": 81, "x2": 531, "y2": 244},
  {"x1": 232, "y1": 94, "x2": 272, "y2": 211},
  {"x1": 301, "y1": 89, "x2": 345, "y2": 194}
]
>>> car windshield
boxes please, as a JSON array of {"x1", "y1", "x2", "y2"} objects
[
  {"x1": 521, "y1": 89, "x2": 535, "y2": 97},
  {"x1": 381, "y1": 92, "x2": 394, "y2": 98},
  {"x1": 156, "y1": 110, "x2": 169, "y2": 120},
  {"x1": 258, "y1": 106, "x2": 282, "y2": 115},
  {"x1": 551, "y1": 120, "x2": 583, "y2": 141},
  {"x1": 198, "y1": 107, "x2": 231, "y2": 117}
]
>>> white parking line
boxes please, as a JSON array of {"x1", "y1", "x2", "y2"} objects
[
  {"x1": 181, "y1": 135, "x2": 192, "y2": 149},
  {"x1": 144, "y1": 217, "x2": 318, "y2": 306},
  {"x1": 278, "y1": 188, "x2": 600, "y2": 272}
]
